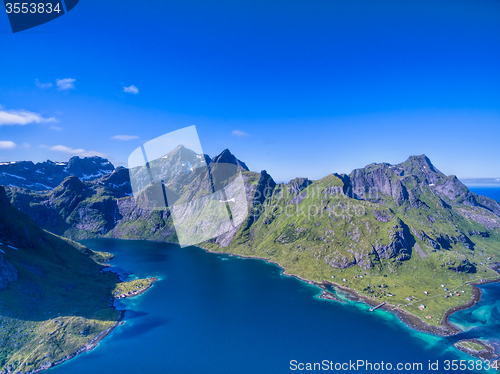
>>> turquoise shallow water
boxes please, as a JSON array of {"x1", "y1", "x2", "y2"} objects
[{"x1": 47, "y1": 188, "x2": 500, "y2": 374}]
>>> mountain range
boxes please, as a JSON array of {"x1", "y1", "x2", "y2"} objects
[
  {"x1": 2, "y1": 148, "x2": 500, "y2": 337},
  {"x1": 0, "y1": 157, "x2": 114, "y2": 191}
]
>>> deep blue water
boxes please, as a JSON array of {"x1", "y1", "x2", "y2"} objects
[
  {"x1": 469, "y1": 187, "x2": 500, "y2": 204},
  {"x1": 48, "y1": 188, "x2": 500, "y2": 374}
]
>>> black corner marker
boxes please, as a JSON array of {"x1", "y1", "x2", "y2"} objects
[
  {"x1": 4, "y1": 0, "x2": 78, "y2": 33},
  {"x1": 64, "y1": 0, "x2": 78, "y2": 12}
]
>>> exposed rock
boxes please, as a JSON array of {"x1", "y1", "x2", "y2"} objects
[
  {"x1": 434, "y1": 175, "x2": 477, "y2": 205},
  {"x1": 253, "y1": 170, "x2": 276, "y2": 206},
  {"x1": 373, "y1": 219, "x2": 413, "y2": 261},
  {"x1": 325, "y1": 254, "x2": 357, "y2": 269},
  {"x1": 410, "y1": 227, "x2": 440, "y2": 249},
  {"x1": 373, "y1": 210, "x2": 392, "y2": 222},
  {"x1": 456, "y1": 233, "x2": 475, "y2": 250},
  {"x1": 468, "y1": 229, "x2": 490, "y2": 238},
  {"x1": 448, "y1": 259, "x2": 476, "y2": 273}
]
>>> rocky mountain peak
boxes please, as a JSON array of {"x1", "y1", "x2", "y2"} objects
[
  {"x1": 66, "y1": 156, "x2": 114, "y2": 177},
  {"x1": 346, "y1": 155, "x2": 447, "y2": 203},
  {"x1": 400, "y1": 154, "x2": 444, "y2": 178},
  {"x1": 164, "y1": 144, "x2": 193, "y2": 156},
  {"x1": 60, "y1": 175, "x2": 86, "y2": 189},
  {"x1": 51, "y1": 176, "x2": 88, "y2": 200},
  {"x1": 211, "y1": 149, "x2": 249, "y2": 171}
]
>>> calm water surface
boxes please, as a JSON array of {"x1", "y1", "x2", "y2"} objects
[{"x1": 49, "y1": 188, "x2": 500, "y2": 374}]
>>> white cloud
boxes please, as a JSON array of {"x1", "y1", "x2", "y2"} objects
[
  {"x1": 0, "y1": 141, "x2": 17, "y2": 149},
  {"x1": 231, "y1": 130, "x2": 250, "y2": 138},
  {"x1": 50, "y1": 125, "x2": 63, "y2": 131},
  {"x1": 35, "y1": 79, "x2": 53, "y2": 89},
  {"x1": 111, "y1": 135, "x2": 139, "y2": 141},
  {"x1": 21, "y1": 143, "x2": 31, "y2": 149},
  {"x1": 56, "y1": 78, "x2": 76, "y2": 90},
  {"x1": 0, "y1": 109, "x2": 56, "y2": 126},
  {"x1": 44, "y1": 144, "x2": 106, "y2": 158},
  {"x1": 123, "y1": 85, "x2": 139, "y2": 94}
]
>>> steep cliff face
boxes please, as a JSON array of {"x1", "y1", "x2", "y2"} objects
[
  {"x1": 373, "y1": 219, "x2": 413, "y2": 261},
  {"x1": 347, "y1": 155, "x2": 443, "y2": 203}
]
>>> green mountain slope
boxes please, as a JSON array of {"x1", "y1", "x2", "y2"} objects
[
  {"x1": 0, "y1": 186, "x2": 121, "y2": 374},
  {"x1": 205, "y1": 156, "x2": 500, "y2": 330}
]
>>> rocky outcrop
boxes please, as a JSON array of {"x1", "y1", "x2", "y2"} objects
[
  {"x1": 373, "y1": 220, "x2": 413, "y2": 261},
  {"x1": 325, "y1": 254, "x2": 357, "y2": 269},
  {"x1": 287, "y1": 178, "x2": 312, "y2": 204},
  {"x1": 253, "y1": 170, "x2": 276, "y2": 206},
  {"x1": 410, "y1": 227, "x2": 440, "y2": 249},
  {"x1": 448, "y1": 259, "x2": 476, "y2": 273},
  {"x1": 434, "y1": 176, "x2": 477, "y2": 206},
  {"x1": 473, "y1": 193, "x2": 500, "y2": 216},
  {"x1": 468, "y1": 230, "x2": 490, "y2": 238},
  {"x1": 373, "y1": 210, "x2": 392, "y2": 222}
]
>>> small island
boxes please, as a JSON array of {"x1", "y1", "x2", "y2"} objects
[
  {"x1": 454, "y1": 339, "x2": 498, "y2": 361},
  {"x1": 114, "y1": 277, "x2": 158, "y2": 299}
]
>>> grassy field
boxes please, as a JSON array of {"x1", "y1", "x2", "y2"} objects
[{"x1": 455, "y1": 340, "x2": 488, "y2": 353}]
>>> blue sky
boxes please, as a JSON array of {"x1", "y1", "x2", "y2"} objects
[{"x1": 0, "y1": 0, "x2": 499, "y2": 181}]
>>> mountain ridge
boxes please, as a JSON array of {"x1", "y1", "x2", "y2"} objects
[
  {"x1": 3, "y1": 150, "x2": 500, "y2": 333},
  {"x1": 0, "y1": 156, "x2": 114, "y2": 190}
]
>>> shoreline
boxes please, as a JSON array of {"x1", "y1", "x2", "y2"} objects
[
  {"x1": 83, "y1": 238, "x2": 499, "y2": 351},
  {"x1": 25, "y1": 256, "x2": 158, "y2": 374},
  {"x1": 201, "y1": 247, "x2": 500, "y2": 338},
  {"x1": 27, "y1": 310, "x2": 125, "y2": 374},
  {"x1": 91, "y1": 238, "x2": 500, "y2": 338}
]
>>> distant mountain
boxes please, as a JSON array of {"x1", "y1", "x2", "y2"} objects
[
  {"x1": 0, "y1": 156, "x2": 114, "y2": 190},
  {"x1": 3, "y1": 150, "x2": 500, "y2": 333},
  {"x1": 461, "y1": 178, "x2": 500, "y2": 187},
  {"x1": 7, "y1": 147, "x2": 250, "y2": 239}
]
